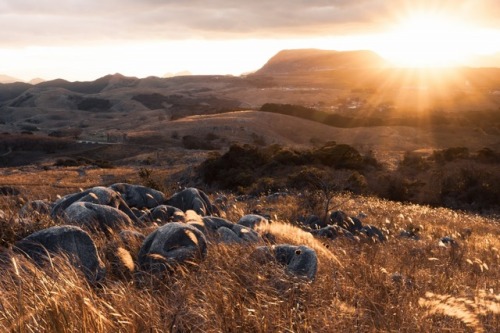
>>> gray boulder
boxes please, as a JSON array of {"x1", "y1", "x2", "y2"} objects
[
  {"x1": 14, "y1": 225, "x2": 105, "y2": 281},
  {"x1": 349, "y1": 216, "x2": 364, "y2": 231},
  {"x1": 329, "y1": 210, "x2": 347, "y2": 225},
  {"x1": 130, "y1": 207, "x2": 146, "y2": 218},
  {"x1": 199, "y1": 216, "x2": 261, "y2": 244},
  {"x1": 274, "y1": 245, "x2": 318, "y2": 280},
  {"x1": 301, "y1": 215, "x2": 327, "y2": 230},
  {"x1": 140, "y1": 205, "x2": 185, "y2": 224},
  {"x1": 399, "y1": 230, "x2": 420, "y2": 240},
  {"x1": 19, "y1": 200, "x2": 52, "y2": 218},
  {"x1": 213, "y1": 195, "x2": 228, "y2": 209},
  {"x1": 231, "y1": 224, "x2": 261, "y2": 243},
  {"x1": 439, "y1": 236, "x2": 457, "y2": 247},
  {"x1": 265, "y1": 192, "x2": 288, "y2": 202},
  {"x1": 311, "y1": 225, "x2": 354, "y2": 240},
  {"x1": 360, "y1": 225, "x2": 386, "y2": 242},
  {"x1": 237, "y1": 214, "x2": 269, "y2": 229},
  {"x1": 51, "y1": 186, "x2": 139, "y2": 224},
  {"x1": 201, "y1": 216, "x2": 234, "y2": 232},
  {"x1": 165, "y1": 188, "x2": 215, "y2": 216},
  {"x1": 0, "y1": 186, "x2": 20, "y2": 196},
  {"x1": 138, "y1": 222, "x2": 207, "y2": 273},
  {"x1": 109, "y1": 183, "x2": 167, "y2": 209},
  {"x1": 329, "y1": 210, "x2": 363, "y2": 233},
  {"x1": 63, "y1": 202, "x2": 133, "y2": 236},
  {"x1": 255, "y1": 244, "x2": 318, "y2": 280},
  {"x1": 216, "y1": 226, "x2": 243, "y2": 244},
  {"x1": 118, "y1": 230, "x2": 146, "y2": 253}
]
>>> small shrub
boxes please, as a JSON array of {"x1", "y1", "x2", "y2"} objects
[
  {"x1": 182, "y1": 135, "x2": 219, "y2": 150},
  {"x1": 205, "y1": 132, "x2": 219, "y2": 141},
  {"x1": 138, "y1": 168, "x2": 162, "y2": 190},
  {"x1": 48, "y1": 128, "x2": 82, "y2": 139},
  {"x1": 431, "y1": 147, "x2": 469, "y2": 164},
  {"x1": 77, "y1": 97, "x2": 112, "y2": 111},
  {"x1": 93, "y1": 159, "x2": 114, "y2": 169},
  {"x1": 54, "y1": 158, "x2": 81, "y2": 167},
  {"x1": 346, "y1": 171, "x2": 368, "y2": 194},
  {"x1": 19, "y1": 124, "x2": 39, "y2": 132},
  {"x1": 439, "y1": 165, "x2": 500, "y2": 211},
  {"x1": 251, "y1": 132, "x2": 267, "y2": 146},
  {"x1": 475, "y1": 147, "x2": 500, "y2": 163},
  {"x1": 313, "y1": 143, "x2": 364, "y2": 170},
  {"x1": 400, "y1": 151, "x2": 430, "y2": 171}
]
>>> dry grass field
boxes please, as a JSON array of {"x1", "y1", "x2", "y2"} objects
[
  {"x1": 1, "y1": 59, "x2": 499, "y2": 332},
  {"x1": 0, "y1": 171, "x2": 498, "y2": 332}
]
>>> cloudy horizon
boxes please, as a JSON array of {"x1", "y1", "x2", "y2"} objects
[{"x1": 2, "y1": 0, "x2": 500, "y2": 82}]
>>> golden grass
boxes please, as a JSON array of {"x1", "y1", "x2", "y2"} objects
[
  {"x1": 419, "y1": 291, "x2": 500, "y2": 333},
  {"x1": 0, "y1": 170, "x2": 499, "y2": 332}
]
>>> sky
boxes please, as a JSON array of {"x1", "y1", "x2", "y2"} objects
[{"x1": 1, "y1": 0, "x2": 500, "y2": 82}]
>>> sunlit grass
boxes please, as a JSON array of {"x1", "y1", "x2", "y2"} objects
[{"x1": 0, "y1": 174, "x2": 498, "y2": 332}]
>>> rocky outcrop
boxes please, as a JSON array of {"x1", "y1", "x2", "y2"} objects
[
  {"x1": 329, "y1": 210, "x2": 362, "y2": 233},
  {"x1": 138, "y1": 222, "x2": 208, "y2": 273},
  {"x1": 139, "y1": 205, "x2": 185, "y2": 224},
  {"x1": 51, "y1": 186, "x2": 139, "y2": 224},
  {"x1": 109, "y1": 183, "x2": 167, "y2": 209},
  {"x1": 19, "y1": 200, "x2": 52, "y2": 218},
  {"x1": 198, "y1": 216, "x2": 261, "y2": 244},
  {"x1": 15, "y1": 225, "x2": 105, "y2": 281},
  {"x1": 63, "y1": 202, "x2": 134, "y2": 236},
  {"x1": 165, "y1": 188, "x2": 216, "y2": 216},
  {"x1": 254, "y1": 244, "x2": 318, "y2": 280},
  {"x1": 237, "y1": 214, "x2": 269, "y2": 229}
]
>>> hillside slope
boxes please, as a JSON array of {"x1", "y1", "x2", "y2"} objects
[{"x1": 255, "y1": 49, "x2": 387, "y2": 75}]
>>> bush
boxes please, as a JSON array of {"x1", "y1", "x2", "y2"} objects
[
  {"x1": 431, "y1": 147, "x2": 469, "y2": 164},
  {"x1": 273, "y1": 148, "x2": 308, "y2": 165},
  {"x1": 312, "y1": 144, "x2": 364, "y2": 170},
  {"x1": 400, "y1": 152, "x2": 430, "y2": 171},
  {"x1": 248, "y1": 177, "x2": 284, "y2": 195},
  {"x1": 475, "y1": 148, "x2": 500, "y2": 163},
  {"x1": 48, "y1": 128, "x2": 82, "y2": 139},
  {"x1": 54, "y1": 158, "x2": 81, "y2": 167},
  {"x1": 77, "y1": 97, "x2": 112, "y2": 111},
  {"x1": 205, "y1": 132, "x2": 219, "y2": 141},
  {"x1": 346, "y1": 171, "x2": 368, "y2": 194},
  {"x1": 199, "y1": 143, "x2": 375, "y2": 194},
  {"x1": 439, "y1": 165, "x2": 500, "y2": 212},
  {"x1": 138, "y1": 168, "x2": 162, "y2": 190},
  {"x1": 375, "y1": 174, "x2": 425, "y2": 203},
  {"x1": 251, "y1": 132, "x2": 266, "y2": 146},
  {"x1": 182, "y1": 135, "x2": 219, "y2": 150},
  {"x1": 54, "y1": 157, "x2": 113, "y2": 169},
  {"x1": 19, "y1": 124, "x2": 39, "y2": 132},
  {"x1": 200, "y1": 145, "x2": 266, "y2": 190}
]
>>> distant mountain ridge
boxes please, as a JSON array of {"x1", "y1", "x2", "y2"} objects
[
  {"x1": 0, "y1": 74, "x2": 22, "y2": 84},
  {"x1": 0, "y1": 75, "x2": 45, "y2": 84},
  {"x1": 254, "y1": 49, "x2": 387, "y2": 75}
]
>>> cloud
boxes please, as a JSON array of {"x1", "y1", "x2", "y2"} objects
[
  {"x1": 0, "y1": 0, "x2": 498, "y2": 47},
  {"x1": 0, "y1": 0, "x2": 388, "y2": 46}
]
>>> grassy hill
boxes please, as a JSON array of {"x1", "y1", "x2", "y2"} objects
[
  {"x1": 0, "y1": 173, "x2": 498, "y2": 332},
  {"x1": 0, "y1": 50, "x2": 499, "y2": 331}
]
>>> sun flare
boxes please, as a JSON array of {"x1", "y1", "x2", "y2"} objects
[{"x1": 380, "y1": 13, "x2": 474, "y2": 67}]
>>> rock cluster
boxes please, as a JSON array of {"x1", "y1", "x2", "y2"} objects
[{"x1": 11, "y1": 184, "x2": 319, "y2": 281}]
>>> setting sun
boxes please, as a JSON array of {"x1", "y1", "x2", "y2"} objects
[{"x1": 379, "y1": 13, "x2": 475, "y2": 67}]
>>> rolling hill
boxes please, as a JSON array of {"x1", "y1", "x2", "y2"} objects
[
  {"x1": 254, "y1": 49, "x2": 387, "y2": 75},
  {"x1": 0, "y1": 74, "x2": 22, "y2": 84},
  {"x1": 0, "y1": 49, "x2": 499, "y2": 171}
]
